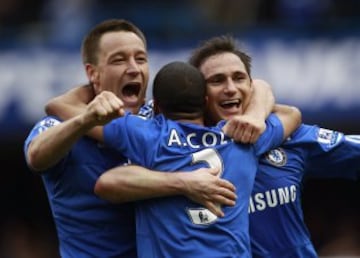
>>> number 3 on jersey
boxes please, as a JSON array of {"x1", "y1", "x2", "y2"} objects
[{"x1": 187, "y1": 148, "x2": 224, "y2": 225}]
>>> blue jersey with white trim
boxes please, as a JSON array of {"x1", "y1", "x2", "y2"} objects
[
  {"x1": 104, "y1": 113, "x2": 284, "y2": 258},
  {"x1": 24, "y1": 116, "x2": 137, "y2": 258},
  {"x1": 249, "y1": 123, "x2": 360, "y2": 258}
]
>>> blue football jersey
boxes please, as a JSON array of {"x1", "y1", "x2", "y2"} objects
[
  {"x1": 138, "y1": 99, "x2": 154, "y2": 118},
  {"x1": 103, "y1": 113, "x2": 284, "y2": 258},
  {"x1": 249, "y1": 123, "x2": 360, "y2": 258},
  {"x1": 24, "y1": 116, "x2": 137, "y2": 258}
]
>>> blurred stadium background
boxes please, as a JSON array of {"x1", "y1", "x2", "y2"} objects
[{"x1": 0, "y1": 0, "x2": 359, "y2": 257}]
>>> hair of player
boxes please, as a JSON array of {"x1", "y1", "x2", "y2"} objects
[
  {"x1": 189, "y1": 34, "x2": 252, "y2": 78},
  {"x1": 152, "y1": 61, "x2": 207, "y2": 121},
  {"x1": 81, "y1": 19, "x2": 147, "y2": 65}
]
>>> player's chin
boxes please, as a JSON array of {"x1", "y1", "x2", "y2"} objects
[
  {"x1": 122, "y1": 96, "x2": 141, "y2": 105},
  {"x1": 123, "y1": 99, "x2": 143, "y2": 111},
  {"x1": 221, "y1": 110, "x2": 239, "y2": 121}
]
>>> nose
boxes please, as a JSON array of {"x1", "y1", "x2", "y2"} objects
[
  {"x1": 126, "y1": 58, "x2": 140, "y2": 75},
  {"x1": 224, "y1": 79, "x2": 237, "y2": 94}
]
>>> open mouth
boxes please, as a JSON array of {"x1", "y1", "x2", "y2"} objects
[
  {"x1": 220, "y1": 99, "x2": 241, "y2": 109},
  {"x1": 122, "y1": 82, "x2": 141, "y2": 97}
]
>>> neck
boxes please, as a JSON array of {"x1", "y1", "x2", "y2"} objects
[
  {"x1": 176, "y1": 117, "x2": 204, "y2": 125},
  {"x1": 125, "y1": 106, "x2": 140, "y2": 115}
]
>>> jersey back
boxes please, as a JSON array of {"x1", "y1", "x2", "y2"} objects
[{"x1": 104, "y1": 113, "x2": 284, "y2": 258}]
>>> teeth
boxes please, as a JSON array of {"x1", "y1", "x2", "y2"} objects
[
  {"x1": 221, "y1": 99, "x2": 240, "y2": 105},
  {"x1": 125, "y1": 82, "x2": 140, "y2": 87}
]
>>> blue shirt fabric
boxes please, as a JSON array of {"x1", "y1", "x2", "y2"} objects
[
  {"x1": 24, "y1": 116, "x2": 137, "y2": 258},
  {"x1": 250, "y1": 123, "x2": 360, "y2": 258},
  {"x1": 103, "y1": 113, "x2": 284, "y2": 258}
]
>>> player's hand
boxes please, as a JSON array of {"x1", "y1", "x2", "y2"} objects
[
  {"x1": 181, "y1": 167, "x2": 237, "y2": 217},
  {"x1": 85, "y1": 91, "x2": 125, "y2": 126},
  {"x1": 222, "y1": 114, "x2": 266, "y2": 144}
]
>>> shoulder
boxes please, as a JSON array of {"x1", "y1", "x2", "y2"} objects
[
  {"x1": 27, "y1": 116, "x2": 62, "y2": 137},
  {"x1": 286, "y1": 123, "x2": 344, "y2": 146},
  {"x1": 36, "y1": 115, "x2": 62, "y2": 128}
]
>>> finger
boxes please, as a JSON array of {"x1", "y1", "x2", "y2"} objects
[
  {"x1": 111, "y1": 96, "x2": 124, "y2": 110},
  {"x1": 216, "y1": 187, "x2": 237, "y2": 202},
  {"x1": 207, "y1": 167, "x2": 220, "y2": 176},
  {"x1": 241, "y1": 125, "x2": 252, "y2": 143},
  {"x1": 118, "y1": 108, "x2": 125, "y2": 117},
  {"x1": 108, "y1": 98, "x2": 125, "y2": 117},
  {"x1": 217, "y1": 178, "x2": 236, "y2": 192},
  {"x1": 213, "y1": 194, "x2": 236, "y2": 207},
  {"x1": 233, "y1": 122, "x2": 245, "y2": 142},
  {"x1": 204, "y1": 202, "x2": 224, "y2": 218},
  {"x1": 99, "y1": 92, "x2": 121, "y2": 113},
  {"x1": 101, "y1": 95, "x2": 125, "y2": 118},
  {"x1": 95, "y1": 104, "x2": 110, "y2": 119},
  {"x1": 249, "y1": 130, "x2": 260, "y2": 143},
  {"x1": 97, "y1": 95, "x2": 114, "y2": 114},
  {"x1": 222, "y1": 122, "x2": 230, "y2": 135},
  {"x1": 223, "y1": 119, "x2": 236, "y2": 137}
]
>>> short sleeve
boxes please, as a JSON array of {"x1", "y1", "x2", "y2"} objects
[{"x1": 254, "y1": 114, "x2": 284, "y2": 156}]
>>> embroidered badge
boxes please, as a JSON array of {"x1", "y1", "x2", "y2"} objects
[
  {"x1": 317, "y1": 128, "x2": 340, "y2": 146},
  {"x1": 187, "y1": 207, "x2": 218, "y2": 225},
  {"x1": 265, "y1": 148, "x2": 287, "y2": 167},
  {"x1": 41, "y1": 117, "x2": 61, "y2": 128}
]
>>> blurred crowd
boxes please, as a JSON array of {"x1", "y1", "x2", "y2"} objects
[{"x1": 1, "y1": 0, "x2": 360, "y2": 48}]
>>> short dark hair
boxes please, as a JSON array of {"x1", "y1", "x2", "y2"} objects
[
  {"x1": 152, "y1": 61, "x2": 206, "y2": 120},
  {"x1": 189, "y1": 35, "x2": 252, "y2": 78},
  {"x1": 81, "y1": 19, "x2": 147, "y2": 65}
]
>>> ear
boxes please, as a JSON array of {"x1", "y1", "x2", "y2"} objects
[{"x1": 85, "y1": 63, "x2": 100, "y2": 93}]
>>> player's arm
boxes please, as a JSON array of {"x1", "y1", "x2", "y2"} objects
[
  {"x1": 45, "y1": 84, "x2": 94, "y2": 120},
  {"x1": 223, "y1": 79, "x2": 302, "y2": 143},
  {"x1": 224, "y1": 79, "x2": 301, "y2": 144},
  {"x1": 26, "y1": 91, "x2": 124, "y2": 172},
  {"x1": 94, "y1": 165, "x2": 237, "y2": 217},
  {"x1": 243, "y1": 79, "x2": 275, "y2": 135},
  {"x1": 301, "y1": 126, "x2": 360, "y2": 179},
  {"x1": 225, "y1": 79, "x2": 301, "y2": 143},
  {"x1": 229, "y1": 79, "x2": 275, "y2": 143},
  {"x1": 46, "y1": 85, "x2": 115, "y2": 141},
  {"x1": 272, "y1": 104, "x2": 302, "y2": 139},
  {"x1": 223, "y1": 103, "x2": 301, "y2": 146}
]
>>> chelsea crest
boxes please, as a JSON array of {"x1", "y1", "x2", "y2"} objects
[{"x1": 265, "y1": 148, "x2": 287, "y2": 167}]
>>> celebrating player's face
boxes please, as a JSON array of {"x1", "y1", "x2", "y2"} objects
[
  {"x1": 199, "y1": 52, "x2": 252, "y2": 124},
  {"x1": 91, "y1": 31, "x2": 149, "y2": 114}
]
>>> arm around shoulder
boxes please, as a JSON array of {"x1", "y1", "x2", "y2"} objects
[
  {"x1": 45, "y1": 84, "x2": 95, "y2": 120},
  {"x1": 273, "y1": 104, "x2": 302, "y2": 139},
  {"x1": 94, "y1": 165, "x2": 237, "y2": 217},
  {"x1": 245, "y1": 79, "x2": 275, "y2": 119}
]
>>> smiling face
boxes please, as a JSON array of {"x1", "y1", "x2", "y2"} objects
[
  {"x1": 86, "y1": 31, "x2": 149, "y2": 114},
  {"x1": 199, "y1": 52, "x2": 252, "y2": 124}
]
